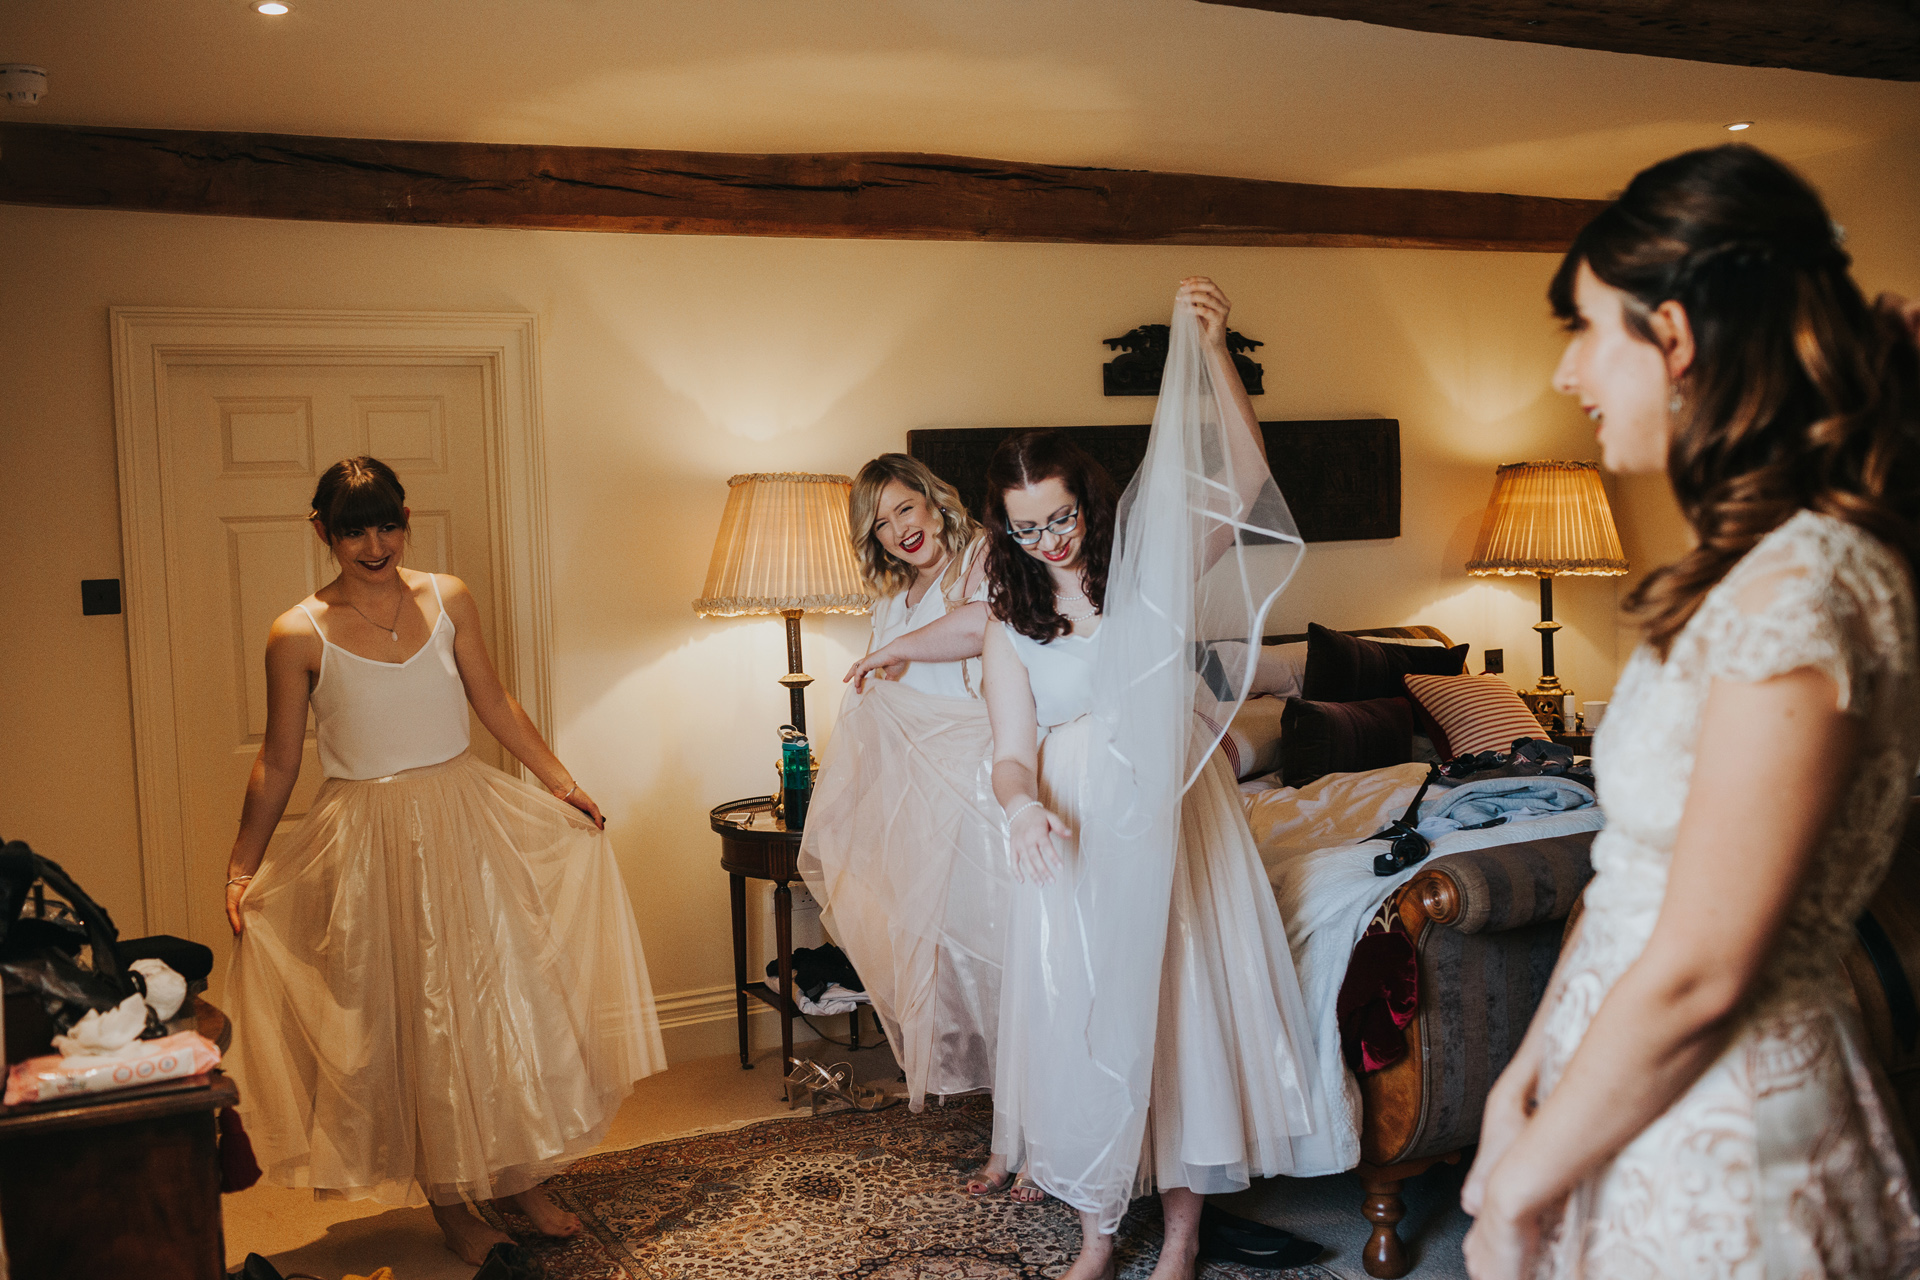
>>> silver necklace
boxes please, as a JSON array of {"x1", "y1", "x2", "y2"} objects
[{"x1": 343, "y1": 593, "x2": 406, "y2": 641}]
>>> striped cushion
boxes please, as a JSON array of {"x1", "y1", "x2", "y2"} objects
[{"x1": 1402, "y1": 673, "x2": 1548, "y2": 760}]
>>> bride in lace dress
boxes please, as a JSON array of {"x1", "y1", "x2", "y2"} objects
[{"x1": 1461, "y1": 146, "x2": 1920, "y2": 1278}]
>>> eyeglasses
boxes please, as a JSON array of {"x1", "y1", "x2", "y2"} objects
[{"x1": 1006, "y1": 507, "x2": 1080, "y2": 546}]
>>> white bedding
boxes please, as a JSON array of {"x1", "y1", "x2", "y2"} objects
[{"x1": 1244, "y1": 764, "x2": 1607, "y2": 1173}]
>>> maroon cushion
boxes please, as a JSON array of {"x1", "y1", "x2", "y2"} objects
[
  {"x1": 1300, "y1": 623, "x2": 1468, "y2": 703},
  {"x1": 1279, "y1": 695, "x2": 1414, "y2": 787}
]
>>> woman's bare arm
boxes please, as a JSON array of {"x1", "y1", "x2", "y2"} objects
[
  {"x1": 1179, "y1": 277, "x2": 1282, "y2": 570},
  {"x1": 845, "y1": 602, "x2": 990, "y2": 688},
  {"x1": 224, "y1": 613, "x2": 318, "y2": 934},
  {"x1": 983, "y1": 624, "x2": 1070, "y2": 883},
  {"x1": 1464, "y1": 666, "x2": 1858, "y2": 1276},
  {"x1": 441, "y1": 574, "x2": 605, "y2": 828}
]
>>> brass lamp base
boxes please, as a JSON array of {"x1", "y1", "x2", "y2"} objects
[{"x1": 1520, "y1": 687, "x2": 1575, "y2": 733}]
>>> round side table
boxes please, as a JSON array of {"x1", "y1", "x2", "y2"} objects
[{"x1": 711, "y1": 796, "x2": 860, "y2": 1085}]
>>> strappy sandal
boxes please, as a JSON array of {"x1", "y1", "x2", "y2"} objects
[
  {"x1": 964, "y1": 1165, "x2": 1013, "y2": 1196},
  {"x1": 1008, "y1": 1173, "x2": 1047, "y2": 1205},
  {"x1": 785, "y1": 1057, "x2": 897, "y2": 1114}
]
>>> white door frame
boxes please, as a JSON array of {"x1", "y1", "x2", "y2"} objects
[{"x1": 109, "y1": 308, "x2": 554, "y2": 937}]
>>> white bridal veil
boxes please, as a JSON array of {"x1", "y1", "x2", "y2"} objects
[{"x1": 1002, "y1": 301, "x2": 1304, "y2": 1226}]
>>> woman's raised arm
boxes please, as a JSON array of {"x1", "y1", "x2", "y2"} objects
[{"x1": 1178, "y1": 277, "x2": 1277, "y2": 570}]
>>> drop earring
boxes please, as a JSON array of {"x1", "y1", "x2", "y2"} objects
[{"x1": 1669, "y1": 387, "x2": 1684, "y2": 415}]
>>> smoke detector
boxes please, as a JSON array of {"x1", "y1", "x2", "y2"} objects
[{"x1": 1, "y1": 65, "x2": 47, "y2": 107}]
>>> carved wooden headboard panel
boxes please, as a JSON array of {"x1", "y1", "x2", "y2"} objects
[{"x1": 905, "y1": 419, "x2": 1400, "y2": 544}]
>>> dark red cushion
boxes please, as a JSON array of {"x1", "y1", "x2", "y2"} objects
[
  {"x1": 1279, "y1": 695, "x2": 1414, "y2": 787},
  {"x1": 1300, "y1": 623, "x2": 1468, "y2": 703}
]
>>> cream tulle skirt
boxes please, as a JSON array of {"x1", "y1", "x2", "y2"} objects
[
  {"x1": 798, "y1": 680, "x2": 1007, "y2": 1110},
  {"x1": 993, "y1": 715, "x2": 1330, "y2": 1204},
  {"x1": 225, "y1": 751, "x2": 664, "y2": 1206}
]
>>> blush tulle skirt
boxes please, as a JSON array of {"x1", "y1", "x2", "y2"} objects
[
  {"x1": 225, "y1": 751, "x2": 664, "y2": 1206},
  {"x1": 798, "y1": 680, "x2": 1007, "y2": 1110}
]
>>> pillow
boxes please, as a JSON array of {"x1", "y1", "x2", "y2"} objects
[
  {"x1": 1402, "y1": 672, "x2": 1549, "y2": 760},
  {"x1": 1301, "y1": 623, "x2": 1468, "y2": 703},
  {"x1": 1255, "y1": 641, "x2": 1307, "y2": 697},
  {"x1": 1279, "y1": 696, "x2": 1414, "y2": 787},
  {"x1": 1221, "y1": 694, "x2": 1288, "y2": 779}
]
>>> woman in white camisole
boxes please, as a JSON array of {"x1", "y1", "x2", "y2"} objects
[
  {"x1": 223, "y1": 457, "x2": 663, "y2": 1269},
  {"x1": 799, "y1": 454, "x2": 1029, "y2": 1194}
]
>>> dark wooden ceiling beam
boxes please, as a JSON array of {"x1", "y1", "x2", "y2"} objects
[
  {"x1": 0, "y1": 123, "x2": 1606, "y2": 252},
  {"x1": 1198, "y1": 0, "x2": 1920, "y2": 81}
]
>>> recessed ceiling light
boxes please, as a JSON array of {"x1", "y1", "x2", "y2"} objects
[
  {"x1": 1726, "y1": 121, "x2": 1753, "y2": 131},
  {"x1": 255, "y1": 2, "x2": 289, "y2": 13}
]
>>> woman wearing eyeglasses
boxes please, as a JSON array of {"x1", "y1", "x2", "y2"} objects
[
  {"x1": 979, "y1": 278, "x2": 1332, "y2": 1280},
  {"x1": 798, "y1": 454, "x2": 1030, "y2": 1196}
]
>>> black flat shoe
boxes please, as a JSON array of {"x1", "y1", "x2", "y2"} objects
[
  {"x1": 1199, "y1": 1203, "x2": 1298, "y2": 1237},
  {"x1": 1198, "y1": 1214, "x2": 1324, "y2": 1270},
  {"x1": 474, "y1": 1241, "x2": 547, "y2": 1280}
]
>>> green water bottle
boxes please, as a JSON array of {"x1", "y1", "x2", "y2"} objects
[{"x1": 780, "y1": 729, "x2": 812, "y2": 830}]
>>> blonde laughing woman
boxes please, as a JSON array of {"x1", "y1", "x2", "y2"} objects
[{"x1": 799, "y1": 453, "x2": 1033, "y2": 1198}]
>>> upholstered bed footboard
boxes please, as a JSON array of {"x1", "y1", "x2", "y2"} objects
[{"x1": 1359, "y1": 832, "x2": 1597, "y2": 1167}]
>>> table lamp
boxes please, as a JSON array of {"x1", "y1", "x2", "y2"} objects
[
  {"x1": 1465, "y1": 460, "x2": 1628, "y2": 730},
  {"x1": 692, "y1": 472, "x2": 871, "y2": 738}
]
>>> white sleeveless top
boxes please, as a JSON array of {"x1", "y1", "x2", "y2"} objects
[
  {"x1": 296, "y1": 574, "x2": 471, "y2": 780},
  {"x1": 868, "y1": 537, "x2": 989, "y2": 699},
  {"x1": 1003, "y1": 621, "x2": 1100, "y2": 730}
]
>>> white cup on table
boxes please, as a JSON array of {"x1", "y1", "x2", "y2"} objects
[{"x1": 1583, "y1": 700, "x2": 1608, "y2": 731}]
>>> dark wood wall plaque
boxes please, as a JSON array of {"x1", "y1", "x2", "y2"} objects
[{"x1": 905, "y1": 419, "x2": 1400, "y2": 543}]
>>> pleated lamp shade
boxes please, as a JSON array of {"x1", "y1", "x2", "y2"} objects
[
  {"x1": 1465, "y1": 461, "x2": 1629, "y2": 578},
  {"x1": 692, "y1": 473, "x2": 872, "y2": 617}
]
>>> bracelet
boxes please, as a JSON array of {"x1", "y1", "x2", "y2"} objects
[
  {"x1": 1004, "y1": 799, "x2": 1046, "y2": 829},
  {"x1": 226, "y1": 875, "x2": 253, "y2": 888},
  {"x1": 553, "y1": 780, "x2": 579, "y2": 801}
]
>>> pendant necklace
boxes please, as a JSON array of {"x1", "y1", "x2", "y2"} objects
[{"x1": 345, "y1": 594, "x2": 405, "y2": 641}]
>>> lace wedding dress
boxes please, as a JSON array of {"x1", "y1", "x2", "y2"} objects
[{"x1": 1534, "y1": 509, "x2": 1920, "y2": 1277}]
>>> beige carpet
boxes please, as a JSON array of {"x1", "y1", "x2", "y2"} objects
[{"x1": 223, "y1": 1043, "x2": 1470, "y2": 1280}]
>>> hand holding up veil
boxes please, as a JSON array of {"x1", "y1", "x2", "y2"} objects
[{"x1": 992, "y1": 281, "x2": 1310, "y2": 1228}]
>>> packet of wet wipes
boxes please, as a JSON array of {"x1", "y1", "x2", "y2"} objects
[{"x1": 4, "y1": 1031, "x2": 222, "y2": 1106}]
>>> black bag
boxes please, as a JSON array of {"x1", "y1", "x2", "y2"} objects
[{"x1": 0, "y1": 838, "x2": 147, "y2": 1037}]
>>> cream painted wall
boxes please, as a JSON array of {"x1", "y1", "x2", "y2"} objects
[{"x1": 3, "y1": 135, "x2": 1914, "y2": 1058}]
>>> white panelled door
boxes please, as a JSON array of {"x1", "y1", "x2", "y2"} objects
[{"x1": 160, "y1": 361, "x2": 503, "y2": 978}]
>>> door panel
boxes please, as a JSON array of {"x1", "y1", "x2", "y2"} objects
[{"x1": 162, "y1": 360, "x2": 503, "y2": 964}]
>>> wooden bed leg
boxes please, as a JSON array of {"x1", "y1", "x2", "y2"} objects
[{"x1": 1358, "y1": 1167, "x2": 1410, "y2": 1278}]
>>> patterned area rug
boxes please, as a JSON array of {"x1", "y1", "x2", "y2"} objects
[{"x1": 478, "y1": 1094, "x2": 1337, "y2": 1279}]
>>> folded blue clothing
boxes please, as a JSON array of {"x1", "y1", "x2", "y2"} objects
[{"x1": 1415, "y1": 773, "x2": 1596, "y2": 839}]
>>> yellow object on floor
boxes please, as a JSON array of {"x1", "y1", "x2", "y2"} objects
[{"x1": 345, "y1": 1269, "x2": 395, "y2": 1280}]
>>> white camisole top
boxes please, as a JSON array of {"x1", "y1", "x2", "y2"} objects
[
  {"x1": 296, "y1": 573, "x2": 471, "y2": 780},
  {"x1": 1003, "y1": 621, "x2": 1100, "y2": 730}
]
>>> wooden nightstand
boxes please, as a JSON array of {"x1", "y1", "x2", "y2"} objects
[
  {"x1": 1551, "y1": 730, "x2": 1593, "y2": 755},
  {"x1": 711, "y1": 796, "x2": 860, "y2": 1090}
]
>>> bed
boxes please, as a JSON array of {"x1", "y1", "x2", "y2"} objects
[{"x1": 1240, "y1": 625, "x2": 1601, "y2": 1278}]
